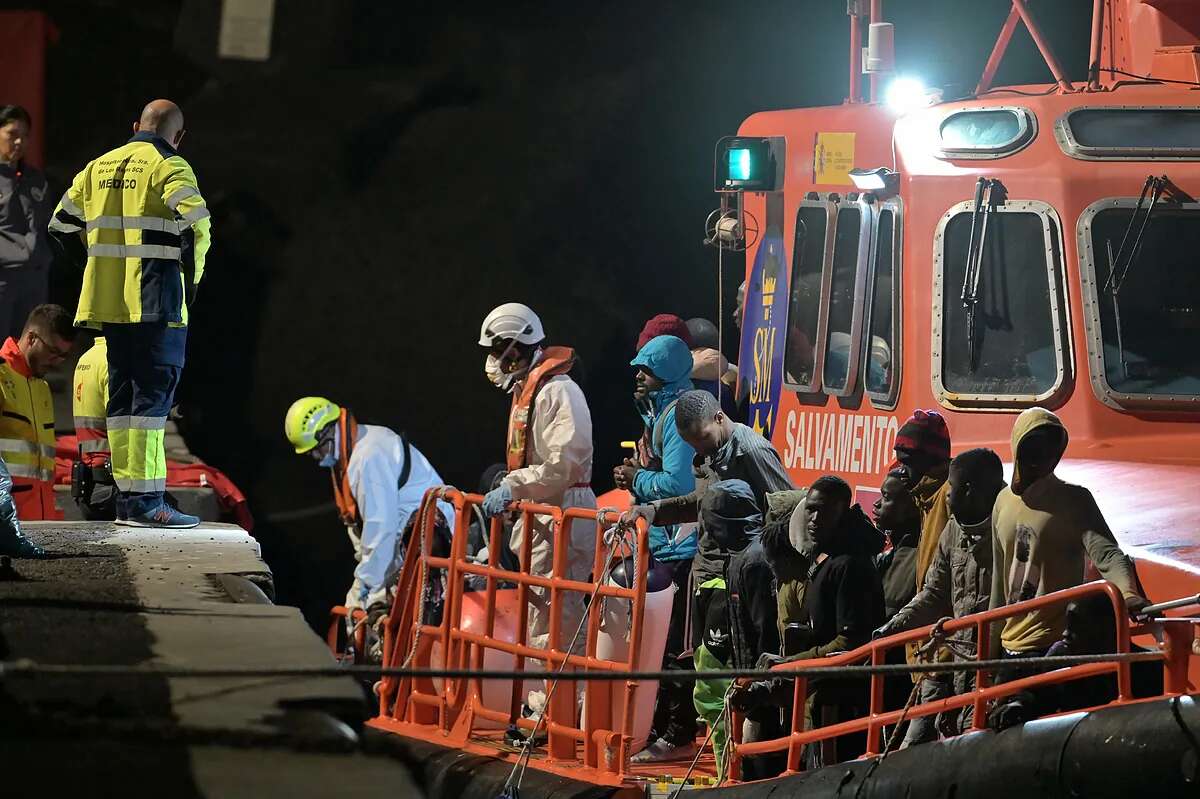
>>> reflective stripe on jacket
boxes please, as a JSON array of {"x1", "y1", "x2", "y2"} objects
[
  {"x1": 49, "y1": 132, "x2": 211, "y2": 327},
  {"x1": 73, "y1": 336, "x2": 110, "y2": 466},
  {"x1": 0, "y1": 336, "x2": 59, "y2": 519}
]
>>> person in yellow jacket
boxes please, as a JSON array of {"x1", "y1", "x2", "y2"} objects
[
  {"x1": 0, "y1": 303, "x2": 75, "y2": 522},
  {"x1": 48, "y1": 99, "x2": 210, "y2": 528},
  {"x1": 72, "y1": 336, "x2": 117, "y2": 520}
]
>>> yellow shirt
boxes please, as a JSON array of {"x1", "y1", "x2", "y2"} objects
[{"x1": 989, "y1": 474, "x2": 1140, "y2": 653}]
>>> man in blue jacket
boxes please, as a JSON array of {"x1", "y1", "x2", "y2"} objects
[{"x1": 613, "y1": 334, "x2": 699, "y2": 762}]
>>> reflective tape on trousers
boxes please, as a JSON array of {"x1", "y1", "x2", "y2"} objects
[
  {"x1": 115, "y1": 477, "x2": 167, "y2": 493},
  {"x1": 86, "y1": 215, "x2": 181, "y2": 234},
  {"x1": 106, "y1": 415, "x2": 167, "y2": 431},
  {"x1": 74, "y1": 416, "x2": 108, "y2": 431},
  {"x1": 87, "y1": 244, "x2": 181, "y2": 259},
  {"x1": 79, "y1": 439, "x2": 111, "y2": 453}
]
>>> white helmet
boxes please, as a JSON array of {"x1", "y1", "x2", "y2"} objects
[{"x1": 478, "y1": 302, "x2": 545, "y2": 347}]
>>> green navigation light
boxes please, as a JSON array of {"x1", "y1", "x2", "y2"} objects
[{"x1": 728, "y1": 148, "x2": 754, "y2": 181}]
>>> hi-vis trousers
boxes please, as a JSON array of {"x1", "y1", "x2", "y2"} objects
[{"x1": 103, "y1": 322, "x2": 186, "y2": 517}]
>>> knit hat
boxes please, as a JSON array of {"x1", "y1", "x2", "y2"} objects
[
  {"x1": 893, "y1": 409, "x2": 951, "y2": 465},
  {"x1": 637, "y1": 314, "x2": 693, "y2": 351}
]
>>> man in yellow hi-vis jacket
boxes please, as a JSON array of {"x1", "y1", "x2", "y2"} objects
[{"x1": 48, "y1": 99, "x2": 210, "y2": 528}]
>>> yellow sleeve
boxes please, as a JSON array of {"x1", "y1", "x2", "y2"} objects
[{"x1": 159, "y1": 156, "x2": 211, "y2": 285}]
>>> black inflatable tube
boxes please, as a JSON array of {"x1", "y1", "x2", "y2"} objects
[{"x1": 706, "y1": 694, "x2": 1200, "y2": 799}]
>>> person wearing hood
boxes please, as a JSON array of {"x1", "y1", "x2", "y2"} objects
[
  {"x1": 874, "y1": 447, "x2": 1005, "y2": 743},
  {"x1": 690, "y1": 479, "x2": 781, "y2": 778},
  {"x1": 685, "y1": 317, "x2": 738, "y2": 419},
  {"x1": 989, "y1": 408, "x2": 1147, "y2": 663},
  {"x1": 613, "y1": 334, "x2": 699, "y2": 763},
  {"x1": 733, "y1": 475, "x2": 884, "y2": 768}
]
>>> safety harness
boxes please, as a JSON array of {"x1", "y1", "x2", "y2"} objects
[
  {"x1": 331, "y1": 410, "x2": 413, "y2": 530},
  {"x1": 505, "y1": 346, "x2": 576, "y2": 472}
]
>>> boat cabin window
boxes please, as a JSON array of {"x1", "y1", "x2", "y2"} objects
[
  {"x1": 1079, "y1": 199, "x2": 1200, "y2": 406},
  {"x1": 823, "y1": 197, "x2": 873, "y2": 396},
  {"x1": 784, "y1": 201, "x2": 833, "y2": 392},
  {"x1": 938, "y1": 107, "x2": 1035, "y2": 159},
  {"x1": 864, "y1": 201, "x2": 901, "y2": 408},
  {"x1": 1057, "y1": 108, "x2": 1200, "y2": 160},
  {"x1": 933, "y1": 199, "x2": 1069, "y2": 407}
]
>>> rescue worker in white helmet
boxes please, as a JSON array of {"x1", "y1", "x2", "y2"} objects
[
  {"x1": 478, "y1": 303, "x2": 597, "y2": 661},
  {"x1": 284, "y1": 397, "x2": 455, "y2": 652}
]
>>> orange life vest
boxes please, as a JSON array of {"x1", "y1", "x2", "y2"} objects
[
  {"x1": 506, "y1": 346, "x2": 576, "y2": 472},
  {"x1": 329, "y1": 409, "x2": 360, "y2": 528}
]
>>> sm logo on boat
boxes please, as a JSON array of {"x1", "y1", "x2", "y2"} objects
[{"x1": 781, "y1": 410, "x2": 899, "y2": 475}]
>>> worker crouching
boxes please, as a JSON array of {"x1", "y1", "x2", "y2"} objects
[{"x1": 286, "y1": 396, "x2": 455, "y2": 659}]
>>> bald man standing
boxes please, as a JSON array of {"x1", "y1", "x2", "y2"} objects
[{"x1": 48, "y1": 100, "x2": 210, "y2": 528}]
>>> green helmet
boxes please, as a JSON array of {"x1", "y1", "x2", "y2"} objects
[{"x1": 284, "y1": 396, "x2": 340, "y2": 454}]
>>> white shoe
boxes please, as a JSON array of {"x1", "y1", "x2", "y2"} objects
[{"x1": 630, "y1": 737, "x2": 699, "y2": 763}]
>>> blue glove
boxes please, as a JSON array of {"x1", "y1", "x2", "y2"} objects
[{"x1": 482, "y1": 483, "x2": 513, "y2": 518}]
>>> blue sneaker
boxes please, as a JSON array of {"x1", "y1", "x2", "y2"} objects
[{"x1": 117, "y1": 504, "x2": 200, "y2": 529}]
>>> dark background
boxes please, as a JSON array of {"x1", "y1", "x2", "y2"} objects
[{"x1": 16, "y1": 0, "x2": 1093, "y2": 626}]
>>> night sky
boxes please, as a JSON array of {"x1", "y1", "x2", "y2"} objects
[{"x1": 24, "y1": 0, "x2": 1095, "y2": 624}]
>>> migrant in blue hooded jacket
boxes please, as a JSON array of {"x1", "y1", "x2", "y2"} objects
[{"x1": 630, "y1": 335, "x2": 698, "y2": 561}]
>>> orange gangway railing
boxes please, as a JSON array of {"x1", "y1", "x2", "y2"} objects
[
  {"x1": 373, "y1": 487, "x2": 652, "y2": 783},
  {"x1": 726, "y1": 579, "x2": 1198, "y2": 781}
]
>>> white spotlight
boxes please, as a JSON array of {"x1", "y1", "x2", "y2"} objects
[{"x1": 885, "y1": 76, "x2": 935, "y2": 114}]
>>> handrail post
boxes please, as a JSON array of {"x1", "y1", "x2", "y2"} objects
[
  {"x1": 1103, "y1": 580, "x2": 1133, "y2": 700},
  {"x1": 508, "y1": 507, "x2": 535, "y2": 722},
  {"x1": 972, "y1": 617, "x2": 991, "y2": 731},
  {"x1": 616, "y1": 518, "x2": 651, "y2": 775},
  {"x1": 788, "y1": 677, "x2": 807, "y2": 773},
  {"x1": 547, "y1": 508, "x2": 575, "y2": 761},
  {"x1": 1159, "y1": 620, "x2": 1193, "y2": 695},
  {"x1": 866, "y1": 645, "x2": 885, "y2": 755}
]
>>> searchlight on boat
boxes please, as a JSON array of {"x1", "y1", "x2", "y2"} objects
[{"x1": 885, "y1": 76, "x2": 937, "y2": 113}]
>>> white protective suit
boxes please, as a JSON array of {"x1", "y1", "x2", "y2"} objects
[
  {"x1": 343, "y1": 425, "x2": 456, "y2": 611},
  {"x1": 503, "y1": 371, "x2": 597, "y2": 652}
]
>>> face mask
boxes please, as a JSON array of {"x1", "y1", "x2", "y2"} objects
[
  {"x1": 317, "y1": 427, "x2": 338, "y2": 468},
  {"x1": 485, "y1": 355, "x2": 512, "y2": 391}
]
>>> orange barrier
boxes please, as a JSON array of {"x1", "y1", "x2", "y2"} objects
[
  {"x1": 726, "y1": 580, "x2": 1198, "y2": 780},
  {"x1": 372, "y1": 488, "x2": 651, "y2": 785},
  {"x1": 367, "y1": 489, "x2": 1197, "y2": 787}
]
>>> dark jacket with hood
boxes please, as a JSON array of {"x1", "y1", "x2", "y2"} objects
[{"x1": 698, "y1": 479, "x2": 781, "y2": 671}]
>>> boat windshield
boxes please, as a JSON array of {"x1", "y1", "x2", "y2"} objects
[{"x1": 1089, "y1": 206, "x2": 1200, "y2": 396}]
